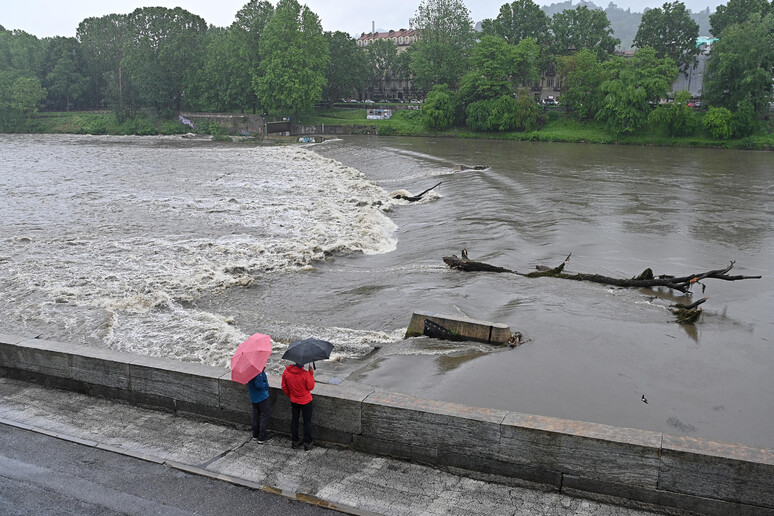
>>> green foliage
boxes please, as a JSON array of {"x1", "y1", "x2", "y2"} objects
[
  {"x1": 596, "y1": 48, "x2": 678, "y2": 135},
  {"x1": 481, "y1": 0, "x2": 551, "y2": 46},
  {"x1": 409, "y1": 0, "x2": 476, "y2": 90},
  {"x1": 325, "y1": 31, "x2": 368, "y2": 104},
  {"x1": 123, "y1": 7, "x2": 208, "y2": 117},
  {"x1": 702, "y1": 106, "x2": 733, "y2": 139},
  {"x1": 703, "y1": 13, "x2": 774, "y2": 116},
  {"x1": 551, "y1": 6, "x2": 620, "y2": 59},
  {"x1": 465, "y1": 99, "x2": 493, "y2": 131},
  {"x1": 634, "y1": 1, "x2": 700, "y2": 73},
  {"x1": 254, "y1": 0, "x2": 330, "y2": 113},
  {"x1": 422, "y1": 84, "x2": 455, "y2": 130},
  {"x1": 488, "y1": 95, "x2": 520, "y2": 131},
  {"x1": 710, "y1": 0, "x2": 771, "y2": 36},
  {"x1": 731, "y1": 100, "x2": 758, "y2": 137},
  {"x1": 458, "y1": 36, "x2": 539, "y2": 105},
  {"x1": 648, "y1": 90, "x2": 697, "y2": 136},
  {"x1": 556, "y1": 48, "x2": 604, "y2": 120},
  {"x1": 514, "y1": 88, "x2": 542, "y2": 131}
]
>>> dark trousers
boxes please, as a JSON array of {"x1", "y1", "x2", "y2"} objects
[
  {"x1": 251, "y1": 397, "x2": 271, "y2": 440},
  {"x1": 290, "y1": 400, "x2": 313, "y2": 444}
]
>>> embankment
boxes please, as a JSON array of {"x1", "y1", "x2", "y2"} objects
[{"x1": 1, "y1": 333, "x2": 772, "y2": 515}]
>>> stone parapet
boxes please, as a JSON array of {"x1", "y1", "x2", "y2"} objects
[{"x1": 1, "y1": 335, "x2": 772, "y2": 515}]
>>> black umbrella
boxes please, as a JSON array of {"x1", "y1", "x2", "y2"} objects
[{"x1": 282, "y1": 338, "x2": 334, "y2": 367}]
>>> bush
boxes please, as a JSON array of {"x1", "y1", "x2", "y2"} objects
[
  {"x1": 421, "y1": 85, "x2": 455, "y2": 130},
  {"x1": 731, "y1": 100, "x2": 758, "y2": 138},
  {"x1": 465, "y1": 100, "x2": 493, "y2": 131},
  {"x1": 702, "y1": 107, "x2": 733, "y2": 139},
  {"x1": 488, "y1": 95, "x2": 520, "y2": 132}
]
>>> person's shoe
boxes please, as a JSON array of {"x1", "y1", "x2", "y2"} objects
[
  {"x1": 292, "y1": 440, "x2": 301, "y2": 449},
  {"x1": 257, "y1": 435, "x2": 272, "y2": 444},
  {"x1": 304, "y1": 441, "x2": 314, "y2": 451}
]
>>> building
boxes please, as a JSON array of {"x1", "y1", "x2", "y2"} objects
[
  {"x1": 356, "y1": 26, "x2": 422, "y2": 101},
  {"x1": 357, "y1": 27, "x2": 420, "y2": 53}
]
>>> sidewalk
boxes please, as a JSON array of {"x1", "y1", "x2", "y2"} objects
[{"x1": 0, "y1": 377, "x2": 656, "y2": 516}]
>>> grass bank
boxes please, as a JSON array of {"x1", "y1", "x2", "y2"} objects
[{"x1": 14, "y1": 108, "x2": 774, "y2": 151}]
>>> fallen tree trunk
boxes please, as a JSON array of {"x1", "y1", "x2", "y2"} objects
[
  {"x1": 442, "y1": 251, "x2": 761, "y2": 324},
  {"x1": 442, "y1": 251, "x2": 761, "y2": 294}
]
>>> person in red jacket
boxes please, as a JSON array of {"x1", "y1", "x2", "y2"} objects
[{"x1": 281, "y1": 362, "x2": 315, "y2": 450}]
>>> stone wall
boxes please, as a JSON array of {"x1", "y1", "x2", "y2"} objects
[{"x1": 1, "y1": 334, "x2": 772, "y2": 516}]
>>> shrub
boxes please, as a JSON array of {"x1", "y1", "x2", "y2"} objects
[
  {"x1": 702, "y1": 107, "x2": 733, "y2": 139},
  {"x1": 731, "y1": 100, "x2": 758, "y2": 138},
  {"x1": 465, "y1": 99, "x2": 494, "y2": 131},
  {"x1": 421, "y1": 85, "x2": 455, "y2": 130}
]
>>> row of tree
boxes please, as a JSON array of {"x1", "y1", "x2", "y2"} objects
[
  {"x1": 420, "y1": 0, "x2": 773, "y2": 137},
  {"x1": 1, "y1": 0, "x2": 772, "y2": 138}
]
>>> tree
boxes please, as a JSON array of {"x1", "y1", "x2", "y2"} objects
[
  {"x1": 409, "y1": 0, "x2": 476, "y2": 90},
  {"x1": 596, "y1": 47, "x2": 678, "y2": 135},
  {"x1": 703, "y1": 13, "x2": 774, "y2": 116},
  {"x1": 457, "y1": 35, "x2": 540, "y2": 106},
  {"x1": 254, "y1": 0, "x2": 329, "y2": 113},
  {"x1": 648, "y1": 89, "x2": 697, "y2": 136},
  {"x1": 556, "y1": 48, "x2": 605, "y2": 120},
  {"x1": 551, "y1": 6, "x2": 620, "y2": 58},
  {"x1": 122, "y1": 7, "x2": 208, "y2": 116},
  {"x1": 228, "y1": 1, "x2": 274, "y2": 111},
  {"x1": 365, "y1": 38, "x2": 398, "y2": 99},
  {"x1": 324, "y1": 31, "x2": 368, "y2": 104},
  {"x1": 421, "y1": 83, "x2": 455, "y2": 129},
  {"x1": 77, "y1": 14, "x2": 128, "y2": 110},
  {"x1": 710, "y1": 0, "x2": 771, "y2": 36},
  {"x1": 41, "y1": 37, "x2": 88, "y2": 111},
  {"x1": 634, "y1": 2, "x2": 700, "y2": 74},
  {"x1": 481, "y1": 0, "x2": 551, "y2": 47}
]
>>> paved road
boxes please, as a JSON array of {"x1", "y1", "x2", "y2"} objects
[
  {"x1": 0, "y1": 424, "x2": 332, "y2": 516},
  {"x1": 0, "y1": 377, "x2": 657, "y2": 515}
]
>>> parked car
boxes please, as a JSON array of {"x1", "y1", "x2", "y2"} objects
[
  {"x1": 364, "y1": 99, "x2": 375, "y2": 103},
  {"x1": 350, "y1": 99, "x2": 359, "y2": 103}
]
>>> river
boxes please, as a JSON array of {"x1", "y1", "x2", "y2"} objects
[{"x1": 1, "y1": 133, "x2": 772, "y2": 450}]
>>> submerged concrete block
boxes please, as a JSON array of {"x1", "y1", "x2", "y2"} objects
[
  {"x1": 500, "y1": 412, "x2": 661, "y2": 488},
  {"x1": 404, "y1": 311, "x2": 514, "y2": 344},
  {"x1": 659, "y1": 435, "x2": 774, "y2": 509}
]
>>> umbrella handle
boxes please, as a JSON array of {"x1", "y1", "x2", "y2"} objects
[{"x1": 313, "y1": 362, "x2": 316, "y2": 370}]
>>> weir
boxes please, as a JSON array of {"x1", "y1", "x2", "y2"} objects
[{"x1": 1, "y1": 333, "x2": 773, "y2": 515}]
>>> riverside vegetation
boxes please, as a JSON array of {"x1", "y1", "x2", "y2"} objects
[{"x1": 2, "y1": 0, "x2": 774, "y2": 149}]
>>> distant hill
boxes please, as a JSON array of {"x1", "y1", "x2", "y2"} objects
[
  {"x1": 542, "y1": 1, "x2": 714, "y2": 51},
  {"x1": 476, "y1": 1, "x2": 714, "y2": 51}
]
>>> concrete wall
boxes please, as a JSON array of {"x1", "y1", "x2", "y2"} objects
[{"x1": 1, "y1": 334, "x2": 773, "y2": 516}]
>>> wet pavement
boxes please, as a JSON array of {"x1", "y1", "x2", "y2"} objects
[{"x1": 0, "y1": 377, "x2": 657, "y2": 516}]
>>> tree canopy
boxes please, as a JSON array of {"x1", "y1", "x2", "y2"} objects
[
  {"x1": 254, "y1": 0, "x2": 329, "y2": 114},
  {"x1": 409, "y1": 0, "x2": 476, "y2": 90},
  {"x1": 481, "y1": 0, "x2": 551, "y2": 47},
  {"x1": 634, "y1": 1, "x2": 700, "y2": 73},
  {"x1": 551, "y1": 6, "x2": 620, "y2": 58}
]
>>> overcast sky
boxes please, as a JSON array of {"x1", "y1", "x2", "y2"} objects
[{"x1": 3, "y1": 0, "x2": 720, "y2": 39}]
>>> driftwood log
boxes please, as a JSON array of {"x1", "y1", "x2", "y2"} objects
[
  {"x1": 392, "y1": 182, "x2": 442, "y2": 202},
  {"x1": 442, "y1": 250, "x2": 762, "y2": 324}
]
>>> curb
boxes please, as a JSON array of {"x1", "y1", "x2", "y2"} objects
[{"x1": 0, "y1": 417, "x2": 378, "y2": 516}]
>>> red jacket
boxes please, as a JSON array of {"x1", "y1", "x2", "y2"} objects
[{"x1": 281, "y1": 364, "x2": 314, "y2": 404}]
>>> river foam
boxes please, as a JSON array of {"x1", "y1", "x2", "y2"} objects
[{"x1": 0, "y1": 135, "x2": 399, "y2": 367}]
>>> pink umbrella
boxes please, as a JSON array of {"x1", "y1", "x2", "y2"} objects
[{"x1": 231, "y1": 333, "x2": 272, "y2": 384}]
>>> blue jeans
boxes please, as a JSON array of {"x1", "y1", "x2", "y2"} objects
[
  {"x1": 251, "y1": 397, "x2": 271, "y2": 440},
  {"x1": 290, "y1": 400, "x2": 313, "y2": 444}
]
